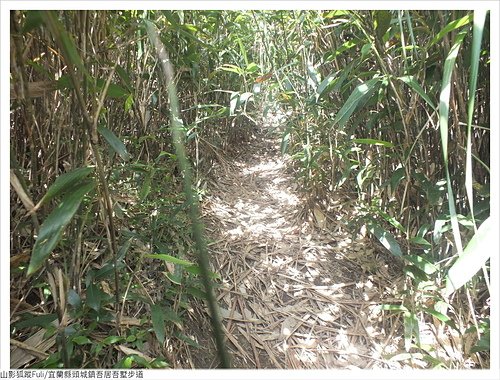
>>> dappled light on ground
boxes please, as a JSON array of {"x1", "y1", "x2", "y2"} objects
[
  {"x1": 198, "y1": 117, "x2": 406, "y2": 369},
  {"x1": 211, "y1": 155, "x2": 299, "y2": 241}
]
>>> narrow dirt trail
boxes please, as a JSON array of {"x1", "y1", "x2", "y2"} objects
[{"x1": 198, "y1": 115, "x2": 403, "y2": 369}]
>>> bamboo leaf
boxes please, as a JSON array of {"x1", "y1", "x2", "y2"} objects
[
  {"x1": 15, "y1": 314, "x2": 58, "y2": 329},
  {"x1": 331, "y1": 62, "x2": 354, "y2": 93},
  {"x1": 164, "y1": 271, "x2": 183, "y2": 285},
  {"x1": 377, "y1": 304, "x2": 408, "y2": 313},
  {"x1": 409, "y1": 236, "x2": 432, "y2": 248},
  {"x1": 404, "y1": 265, "x2": 429, "y2": 282},
  {"x1": 186, "y1": 286, "x2": 208, "y2": 300},
  {"x1": 139, "y1": 169, "x2": 154, "y2": 200},
  {"x1": 374, "y1": 10, "x2": 392, "y2": 41},
  {"x1": 237, "y1": 38, "x2": 249, "y2": 67},
  {"x1": 404, "y1": 254, "x2": 438, "y2": 274},
  {"x1": 151, "y1": 304, "x2": 166, "y2": 344},
  {"x1": 164, "y1": 308, "x2": 183, "y2": 326},
  {"x1": 86, "y1": 283, "x2": 102, "y2": 311},
  {"x1": 324, "y1": 10, "x2": 350, "y2": 18},
  {"x1": 429, "y1": 13, "x2": 472, "y2": 47},
  {"x1": 390, "y1": 167, "x2": 406, "y2": 190},
  {"x1": 56, "y1": 74, "x2": 73, "y2": 91},
  {"x1": 72, "y1": 336, "x2": 92, "y2": 345},
  {"x1": 103, "y1": 336, "x2": 124, "y2": 345},
  {"x1": 22, "y1": 10, "x2": 43, "y2": 33},
  {"x1": 124, "y1": 94, "x2": 134, "y2": 112},
  {"x1": 229, "y1": 92, "x2": 239, "y2": 116},
  {"x1": 315, "y1": 73, "x2": 337, "y2": 101},
  {"x1": 67, "y1": 288, "x2": 82, "y2": 308},
  {"x1": 280, "y1": 129, "x2": 291, "y2": 155},
  {"x1": 96, "y1": 79, "x2": 128, "y2": 99},
  {"x1": 184, "y1": 265, "x2": 220, "y2": 279},
  {"x1": 438, "y1": 31, "x2": 467, "y2": 257},
  {"x1": 353, "y1": 138, "x2": 394, "y2": 148},
  {"x1": 397, "y1": 75, "x2": 436, "y2": 110},
  {"x1": 367, "y1": 222, "x2": 402, "y2": 257},
  {"x1": 465, "y1": 10, "x2": 487, "y2": 227},
  {"x1": 116, "y1": 64, "x2": 133, "y2": 90},
  {"x1": 27, "y1": 181, "x2": 95, "y2": 276},
  {"x1": 40, "y1": 11, "x2": 88, "y2": 76},
  {"x1": 162, "y1": 10, "x2": 180, "y2": 27},
  {"x1": 404, "y1": 311, "x2": 419, "y2": 351},
  {"x1": 144, "y1": 254, "x2": 194, "y2": 267},
  {"x1": 239, "y1": 92, "x2": 254, "y2": 104},
  {"x1": 376, "y1": 210, "x2": 405, "y2": 233},
  {"x1": 361, "y1": 43, "x2": 373, "y2": 57},
  {"x1": 332, "y1": 77, "x2": 381, "y2": 129},
  {"x1": 38, "y1": 167, "x2": 94, "y2": 207},
  {"x1": 323, "y1": 40, "x2": 357, "y2": 62},
  {"x1": 307, "y1": 64, "x2": 320, "y2": 87},
  {"x1": 219, "y1": 64, "x2": 244, "y2": 76},
  {"x1": 445, "y1": 217, "x2": 492, "y2": 296},
  {"x1": 421, "y1": 307, "x2": 458, "y2": 331},
  {"x1": 98, "y1": 126, "x2": 131, "y2": 162},
  {"x1": 470, "y1": 334, "x2": 490, "y2": 354},
  {"x1": 246, "y1": 62, "x2": 259, "y2": 73}
]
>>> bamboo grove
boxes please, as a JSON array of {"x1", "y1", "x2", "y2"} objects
[{"x1": 9, "y1": 10, "x2": 491, "y2": 369}]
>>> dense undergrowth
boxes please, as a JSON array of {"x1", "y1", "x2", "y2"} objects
[{"x1": 9, "y1": 9, "x2": 491, "y2": 369}]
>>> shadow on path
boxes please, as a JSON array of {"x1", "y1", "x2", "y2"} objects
[{"x1": 196, "y1": 115, "x2": 404, "y2": 369}]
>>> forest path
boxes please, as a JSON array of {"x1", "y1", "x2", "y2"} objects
[{"x1": 196, "y1": 114, "x2": 403, "y2": 369}]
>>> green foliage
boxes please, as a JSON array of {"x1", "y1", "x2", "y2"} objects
[
  {"x1": 445, "y1": 217, "x2": 492, "y2": 296},
  {"x1": 397, "y1": 75, "x2": 436, "y2": 110},
  {"x1": 468, "y1": 319, "x2": 490, "y2": 354},
  {"x1": 37, "y1": 167, "x2": 94, "y2": 208},
  {"x1": 22, "y1": 10, "x2": 44, "y2": 33},
  {"x1": 145, "y1": 253, "x2": 194, "y2": 267},
  {"x1": 465, "y1": 10, "x2": 487, "y2": 228},
  {"x1": 150, "y1": 304, "x2": 166, "y2": 344},
  {"x1": 28, "y1": 180, "x2": 95, "y2": 276},
  {"x1": 366, "y1": 220, "x2": 403, "y2": 257},
  {"x1": 438, "y1": 30, "x2": 467, "y2": 256},
  {"x1": 429, "y1": 14, "x2": 472, "y2": 47},
  {"x1": 332, "y1": 77, "x2": 382, "y2": 129},
  {"x1": 98, "y1": 126, "x2": 131, "y2": 162},
  {"x1": 85, "y1": 283, "x2": 112, "y2": 312},
  {"x1": 264, "y1": 9, "x2": 490, "y2": 367}
]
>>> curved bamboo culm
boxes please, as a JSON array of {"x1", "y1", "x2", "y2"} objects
[{"x1": 144, "y1": 20, "x2": 232, "y2": 369}]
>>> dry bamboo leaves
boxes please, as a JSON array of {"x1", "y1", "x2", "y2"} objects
[{"x1": 201, "y1": 124, "x2": 402, "y2": 368}]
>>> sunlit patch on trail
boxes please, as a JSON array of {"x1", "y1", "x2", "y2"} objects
[
  {"x1": 210, "y1": 153, "x2": 300, "y2": 241},
  {"x1": 202, "y1": 123, "x2": 403, "y2": 369},
  {"x1": 241, "y1": 158, "x2": 285, "y2": 176}
]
